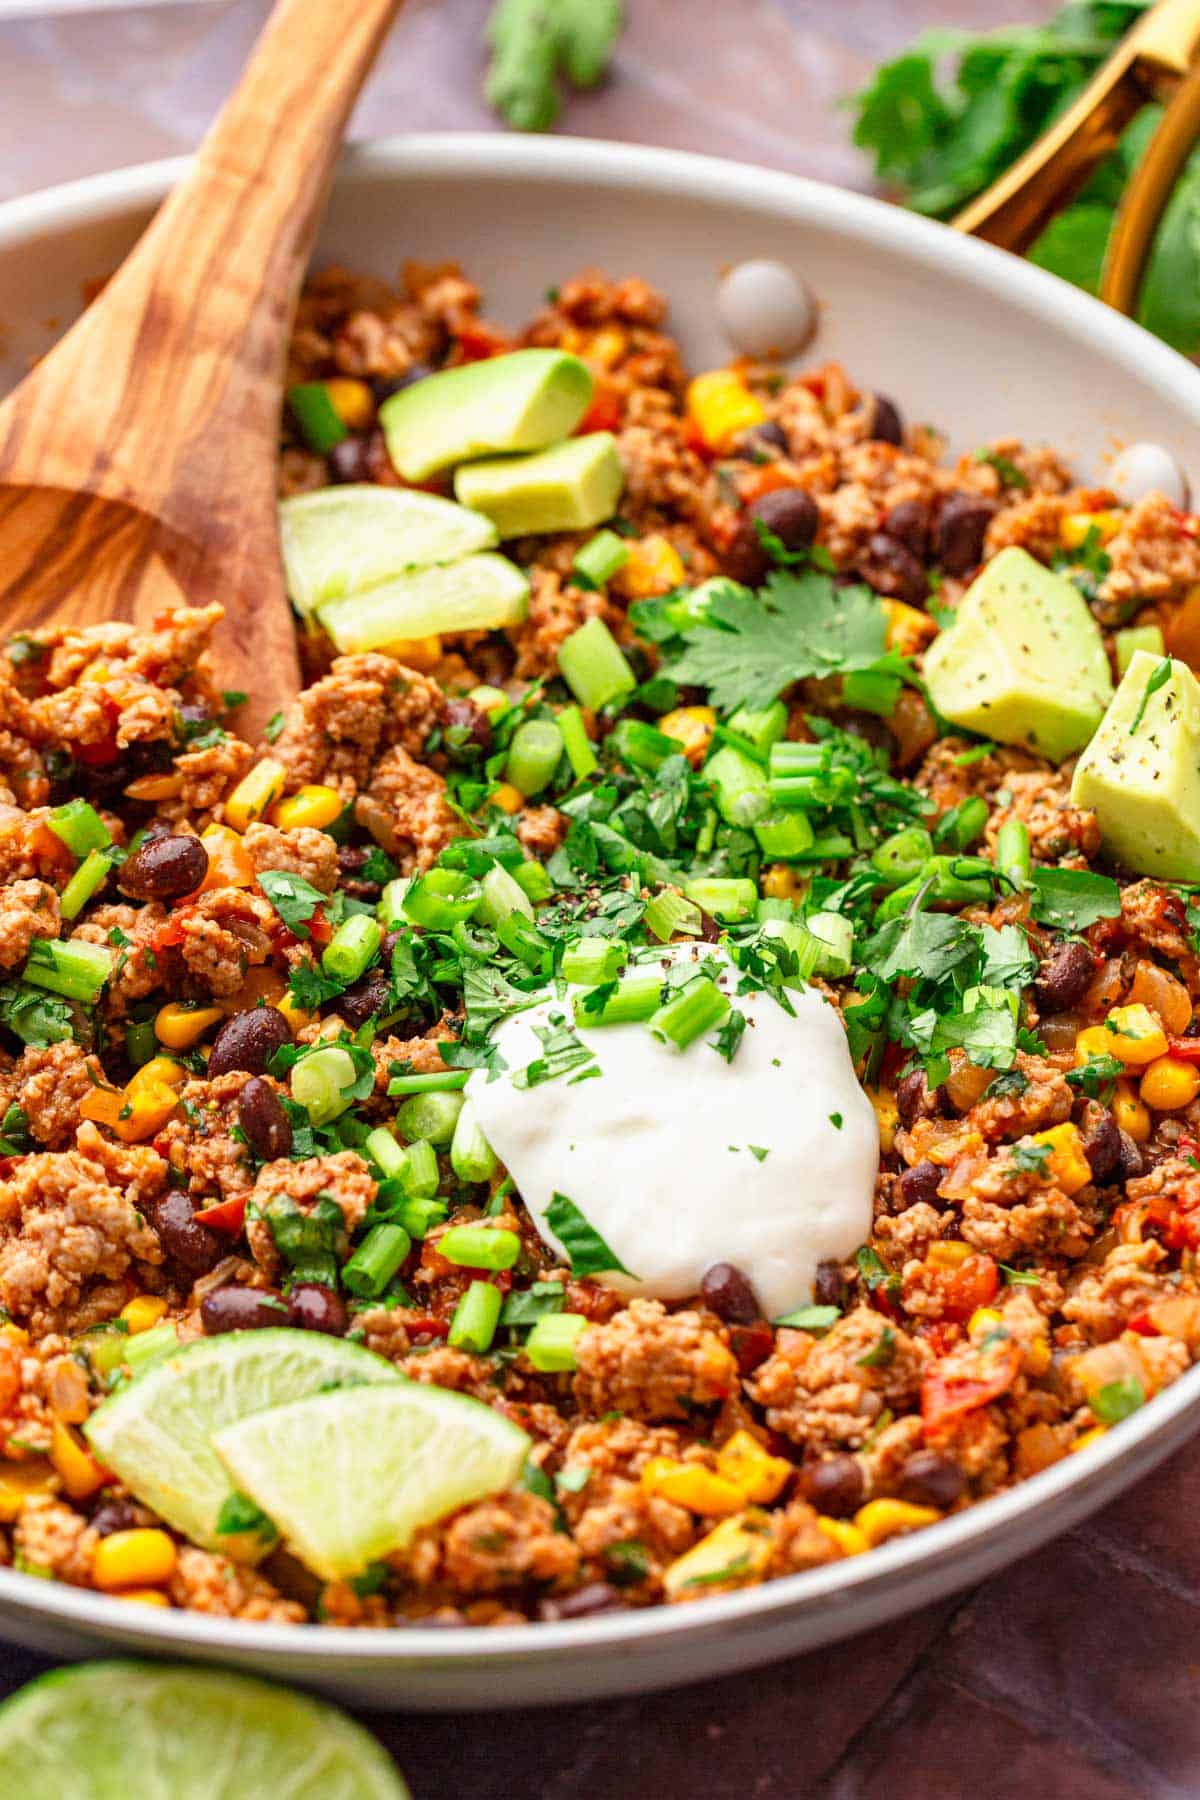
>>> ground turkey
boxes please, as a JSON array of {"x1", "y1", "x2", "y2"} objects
[
  {"x1": 0, "y1": 878, "x2": 59, "y2": 971},
  {"x1": 747, "y1": 1307, "x2": 928, "y2": 1453},
  {"x1": 401, "y1": 1488, "x2": 579, "y2": 1597},
  {"x1": 571, "y1": 1298, "x2": 738, "y2": 1422},
  {"x1": 243, "y1": 821, "x2": 339, "y2": 892},
  {"x1": 354, "y1": 745, "x2": 463, "y2": 872}
]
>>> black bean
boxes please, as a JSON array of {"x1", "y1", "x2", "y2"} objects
[
  {"x1": 538, "y1": 1582, "x2": 623, "y2": 1622},
  {"x1": 89, "y1": 1499, "x2": 152, "y2": 1537},
  {"x1": 1116, "y1": 1129, "x2": 1145, "y2": 1182},
  {"x1": 935, "y1": 493, "x2": 996, "y2": 576},
  {"x1": 207, "y1": 1007, "x2": 293, "y2": 1078},
  {"x1": 748, "y1": 487, "x2": 819, "y2": 553},
  {"x1": 287, "y1": 1282, "x2": 349, "y2": 1336},
  {"x1": 883, "y1": 498, "x2": 931, "y2": 558},
  {"x1": 799, "y1": 1454, "x2": 864, "y2": 1518},
  {"x1": 859, "y1": 531, "x2": 928, "y2": 607},
  {"x1": 735, "y1": 420, "x2": 789, "y2": 458},
  {"x1": 723, "y1": 514, "x2": 770, "y2": 587},
  {"x1": 897, "y1": 1067, "x2": 938, "y2": 1129},
  {"x1": 176, "y1": 703, "x2": 212, "y2": 734},
  {"x1": 812, "y1": 1259, "x2": 845, "y2": 1309},
  {"x1": 897, "y1": 1449, "x2": 964, "y2": 1509},
  {"x1": 119, "y1": 832, "x2": 208, "y2": 902},
  {"x1": 371, "y1": 363, "x2": 434, "y2": 403},
  {"x1": 442, "y1": 697, "x2": 493, "y2": 758},
  {"x1": 1033, "y1": 941, "x2": 1094, "y2": 1013},
  {"x1": 1080, "y1": 1103, "x2": 1121, "y2": 1183},
  {"x1": 152, "y1": 1191, "x2": 224, "y2": 1276},
  {"x1": 897, "y1": 1160, "x2": 943, "y2": 1211},
  {"x1": 237, "y1": 1076, "x2": 293, "y2": 1162},
  {"x1": 338, "y1": 972, "x2": 393, "y2": 1028},
  {"x1": 336, "y1": 844, "x2": 382, "y2": 900},
  {"x1": 200, "y1": 1286, "x2": 288, "y2": 1335},
  {"x1": 699, "y1": 1262, "x2": 760, "y2": 1325},
  {"x1": 327, "y1": 437, "x2": 373, "y2": 484},
  {"x1": 868, "y1": 394, "x2": 904, "y2": 446}
]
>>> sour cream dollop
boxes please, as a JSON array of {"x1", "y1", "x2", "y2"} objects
[{"x1": 467, "y1": 951, "x2": 878, "y2": 1318}]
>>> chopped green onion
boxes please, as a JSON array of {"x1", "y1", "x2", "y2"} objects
[
  {"x1": 683, "y1": 877, "x2": 757, "y2": 922},
  {"x1": 609, "y1": 718, "x2": 677, "y2": 774},
  {"x1": 557, "y1": 616, "x2": 637, "y2": 712},
  {"x1": 562, "y1": 936, "x2": 628, "y2": 984},
  {"x1": 448, "y1": 1280, "x2": 503, "y2": 1353},
  {"x1": 557, "y1": 703, "x2": 599, "y2": 780},
  {"x1": 933, "y1": 795, "x2": 988, "y2": 852},
  {"x1": 841, "y1": 670, "x2": 901, "y2": 718},
  {"x1": 23, "y1": 937, "x2": 110, "y2": 1003},
  {"x1": 388, "y1": 1069, "x2": 470, "y2": 1097},
  {"x1": 290, "y1": 1045, "x2": 359, "y2": 1126},
  {"x1": 574, "y1": 968, "x2": 663, "y2": 1027},
  {"x1": 342, "y1": 1223, "x2": 412, "y2": 1299},
  {"x1": 322, "y1": 913, "x2": 382, "y2": 984},
  {"x1": 396, "y1": 1088, "x2": 465, "y2": 1147},
  {"x1": 649, "y1": 974, "x2": 731, "y2": 1051},
  {"x1": 760, "y1": 918, "x2": 824, "y2": 984},
  {"x1": 644, "y1": 891, "x2": 702, "y2": 944},
  {"x1": 704, "y1": 743, "x2": 770, "y2": 827},
  {"x1": 391, "y1": 1193, "x2": 446, "y2": 1238},
  {"x1": 438, "y1": 1225, "x2": 519, "y2": 1270},
  {"x1": 449, "y1": 1102, "x2": 499, "y2": 1184},
  {"x1": 726, "y1": 700, "x2": 787, "y2": 758},
  {"x1": 440, "y1": 834, "x2": 524, "y2": 875},
  {"x1": 807, "y1": 912, "x2": 854, "y2": 978},
  {"x1": 376, "y1": 877, "x2": 412, "y2": 928},
  {"x1": 402, "y1": 868, "x2": 482, "y2": 932},
  {"x1": 76, "y1": 1321, "x2": 130, "y2": 1380},
  {"x1": 287, "y1": 382, "x2": 348, "y2": 454},
  {"x1": 513, "y1": 860, "x2": 552, "y2": 904},
  {"x1": 477, "y1": 861, "x2": 534, "y2": 927},
  {"x1": 59, "y1": 848, "x2": 112, "y2": 921},
  {"x1": 495, "y1": 911, "x2": 552, "y2": 973},
  {"x1": 757, "y1": 898, "x2": 795, "y2": 923},
  {"x1": 572, "y1": 529, "x2": 630, "y2": 589},
  {"x1": 871, "y1": 826, "x2": 933, "y2": 889},
  {"x1": 525, "y1": 1312, "x2": 589, "y2": 1373},
  {"x1": 48, "y1": 799, "x2": 111, "y2": 859},
  {"x1": 124, "y1": 1018, "x2": 158, "y2": 1069},
  {"x1": 364, "y1": 1126, "x2": 407, "y2": 1181},
  {"x1": 468, "y1": 684, "x2": 509, "y2": 719},
  {"x1": 773, "y1": 1304, "x2": 840, "y2": 1331},
  {"x1": 754, "y1": 809, "x2": 815, "y2": 860},
  {"x1": 399, "y1": 1137, "x2": 440, "y2": 1199},
  {"x1": 505, "y1": 719, "x2": 564, "y2": 797},
  {"x1": 996, "y1": 818, "x2": 1032, "y2": 891},
  {"x1": 123, "y1": 1321, "x2": 178, "y2": 1376}
]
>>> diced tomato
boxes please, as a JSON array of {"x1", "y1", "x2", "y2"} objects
[
  {"x1": 402, "y1": 1312, "x2": 450, "y2": 1340},
  {"x1": 74, "y1": 735, "x2": 120, "y2": 769},
  {"x1": 739, "y1": 464, "x2": 798, "y2": 505},
  {"x1": 454, "y1": 323, "x2": 508, "y2": 363},
  {"x1": 925, "y1": 1253, "x2": 999, "y2": 1324},
  {"x1": 921, "y1": 1339, "x2": 1021, "y2": 1430},
  {"x1": 151, "y1": 915, "x2": 190, "y2": 952},
  {"x1": 1128, "y1": 1310, "x2": 1159, "y2": 1337},
  {"x1": 914, "y1": 1320, "x2": 960, "y2": 1357},
  {"x1": 194, "y1": 1195, "x2": 248, "y2": 1236},
  {"x1": 577, "y1": 383, "x2": 623, "y2": 435},
  {"x1": 1168, "y1": 1041, "x2": 1200, "y2": 1063}
]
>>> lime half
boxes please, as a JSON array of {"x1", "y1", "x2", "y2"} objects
[
  {"x1": 214, "y1": 1381, "x2": 530, "y2": 1580},
  {"x1": 0, "y1": 1662, "x2": 409, "y2": 1800},
  {"x1": 280, "y1": 484, "x2": 498, "y2": 615},
  {"x1": 84, "y1": 1330, "x2": 398, "y2": 1559}
]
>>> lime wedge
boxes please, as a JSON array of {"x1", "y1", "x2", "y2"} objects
[
  {"x1": 317, "y1": 551, "x2": 529, "y2": 653},
  {"x1": 0, "y1": 1663, "x2": 409, "y2": 1799},
  {"x1": 213, "y1": 1381, "x2": 530, "y2": 1579},
  {"x1": 280, "y1": 484, "x2": 498, "y2": 615},
  {"x1": 84, "y1": 1329, "x2": 398, "y2": 1559}
]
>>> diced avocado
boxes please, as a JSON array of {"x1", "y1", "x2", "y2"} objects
[
  {"x1": 453, "y1": 433, "x2": 624, "y2": 538},
  {"x1": 317, "y1": 552, "x2": 529, "y2": 653},
  {"x1": 1071, "y1": 650, "x2": 1200, "y2": 880},
  {"x1": 1115, "y1": 622, "x2": 1165, "y2": 676},
  {"x1": 923, "y1": 547, "x2": 1113, "y2": 762},
  {"x1": 278, "y1": 485, "x2": 498, "y2": 617},
  {"x1": 379, "y1": 349, "x2": 593, "y2": 482}
]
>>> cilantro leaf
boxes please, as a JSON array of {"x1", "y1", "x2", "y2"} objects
[
  {"x1": 977, "y1": 922, "x2": 1038, "y2": 990},
  {"x1": 668, "y1": 567, "x2": 891, "y2": 713},
  {"x1": 0, "y1": 983, "x2": 75, "y2": 1047},
  {"x1": 545, "y1": 1191, "x2": 635, "y2": 1277},
  {"x1": 288, "y1": 962, "x2": 346, "y2": 1011},
  {"x1": 1029, "y1": 868, "x2": 1121, "y2": 932},
  {"x1": 257, "y1": 870, "x2": 326, "y2": 940},
  {"x1": 709, "y1": 1008, "x2": 747, "y2": 1064},
  {"x1": 513, "y1": 1012, "x2": 597, "y2": 1089},
  {"x1": 1128, "y1": 654, "x2": 1173, "y2": 735},
  {"x1": 859, "y1": 909, "x2": 977, "y2": 985},
  {"x1": 485, "y1": 0, "x2": 623, "y2": 132}
]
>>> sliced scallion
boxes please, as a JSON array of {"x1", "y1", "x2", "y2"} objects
[
  {"x1": 557, "y1": 704, "x2": 599, "y2": 780},
  {"x1": 396, "y1": 1088, "x2": 464, "y2": 1147},
  {"x1": 59, "y1": 848, "x2": 112, "y2": 922},
  {"x1": 572, "y1": 529, "x2": 630, "y2": 589},
  {"x1": 48, "y1": 798, "x2": 111, "y2": 859},
  {"x1": 399, "y1": 1137, "x2": 440, "y2": 1199},
  {"x1": 321, "y1": 913, "x2": 382, "y2": 984},
  {"x1": 24, "y1": 937, "x2": 110, "y2": 1003},
  {"x1": 448, "y1": 1280, "x2": 503, "y2": 1353},
  {"x1": 449, "y1": 1102, "x2": 499, "y2": 1184},
  {"x1": 557, "y1": 616, "x2": 637, "y2": 712},
  {"x1": 561, "y1": 936, "x2": 628, "y2": 985},
  {"x1": 477, "y1": 861, "x2": 534, "y2": 927},
  {"x1": 649, "y1": 974, "x2": 730, "y2": 1051},
  {"x1": 505, "y1": 718, "x2": 564, "y2": 798},
  {"x1": 438, "y1": 1224, "x2": 519, "y2": 1270},
  {"x1": 525, "y1": 1312, "x2": 589, "y2": 1373},
  {"x1": 573, "y1": 967, "x2": 662, "y2": 1027},
  {"x1": 342, "y1": 1223, "x2": 412, "y2": 1298},
  {"x1": 683, "y1": 876, "x2": 757, "y2": 922},
  {"x1": 290, "y1": 1045, "x2": 359, "y2": 1125},
  {"x1": 402, "y1": 868, "x2": 482, "y2": 931}
]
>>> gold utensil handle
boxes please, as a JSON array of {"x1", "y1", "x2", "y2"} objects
[{"x1": 952, "y1": 0, "x2": 1200, "y2": 317}]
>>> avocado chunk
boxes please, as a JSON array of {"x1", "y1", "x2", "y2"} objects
[
  {"x1": 923, "y1": 546, "x2": 1112, "y2": 762},
  {"x1": 317, "y1": 552, "x2": 529, "y2": 653},
  {"x1": 453, "y1": 433, "x2": 624, "y2": 538},
  {"x1": 278, "y1": 485, "x2": 498, "y2": 617},
  {"x1": 1071, "y1": 650, "x2": 1200, "y2": 880},
  {"x1": 379, "y1": 349, "x2": 593, "y2": 482}
]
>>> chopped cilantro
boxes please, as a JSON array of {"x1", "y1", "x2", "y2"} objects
[
  {"x1": 545, "y1": 1191, "x2": 634, "y2": 1277},
  {"x1": 257, "y1": 870, "x2": 326, "y2": 940},
  {"x1": 264, "y1": 710, "x2": 286, "y2": 743},
  {"x1": 1029, "y1": 868, "x2": 1121, "y2": 931},
  {"x1": 1128, "y1": 655, "x2": 1173, "y2": 735}
]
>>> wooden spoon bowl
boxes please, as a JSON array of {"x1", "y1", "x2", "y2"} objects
[{"x1": 0, "y1": 0, "x2": 403, "y2": 739}]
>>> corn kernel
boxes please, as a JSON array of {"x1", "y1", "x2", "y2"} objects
[
  {"x1": 867, "y1": 1087, "x2": 898, "y2": 1154},
  {"x1": 585, "y1": 325, "x2": 627, "y2": 371},
  {"x1": 816, "y1": 1517, "x2": 869, "y2": 1557},
  {"x1": 658, "y1": 705, "x2": 716, "y2": 767},
  {"x1": 224, "y1": 758, "x2": 287, "y2": 832},
  {"x1": 1071, "y1": 1424, "x2": 1110, "y2": 1454},
  {"x1": 686, "y1": 369, "x2": 767, "y2": 452},
  {"x1": 154, "y1": 1002, "x2": 225, "y2": 1051},
  {"x1": 78, "y1": 662, "x2": 110, "y2": 686},
  {"x1": 275, "y1": 995, "x2": 316, "y2": 1036},
  {"x1": 378, "y1": 635, "x2": 442, "y2": 672},
  {"x1": 0, "y1": 1461, "x2": 55, "y2": 1523},
  {"x1": 967, "y1": 1306, "x2": 1005, "y2": 1340},
  {"x1": 1030, "y1": 1121, "x2": 1092, "y2": 1195},
  {"x1": 662, "y1": 1509, "x2": 774, "y2": 1601},
  {"x1": 269, "y1": 784, "x2": 344, "y2": 832},
  {"x1": 92, "y1": 1527, "x2": 178, "y2": 1592},
  {"x1": 117, "y1": 1588, "x2": 172, "y2": 1608},
  {"x1": 0, "y1": 1324, "x2": 29, "y2": 1347},
  {"x1": 762, "y1": 863, "x2": 802, "y2": 902},
  {"x1": 1102, "y1": 1003, "x2": 1169, "y2": 1067},
  {"x1": 854, "y1": 1499, "x2": 941, "y2": 1548},
  {"x1": 1060, "y1": 509, "x2": 1122, "y2": 550},
  {"x1": 1074, "y1": 1025, "x2": 1115, "y2": 1066},
  {"x1": 50, "y1": 1419, "x2": 106, "y2": 1501},
  {"x1": 1140, "y1": 1055, "x2": 1200, "y2": 1113},
  {"x1": 112, "y1": 1081, "x2": 181, "y2": 1144},
  {"x1": 927, "y1": 1240, "x2": 972, "y2": 1270},
  {"x1": 79, "y1": 1086, "x2": 125, "y2": 1132},
  {"x1": 120, "y1": 1295, "x2": 169, "y2": 1335},
  {"x1": 641, "y1": 1457, "x2": 747, "y2": 1516},
  {"x1": 223, "y1": 966, "x2": 286, "y2": 1013},
  {"x1": 322, "y1": 376, "x2": 374, "y2": 431},
  {"x1": 715, "y1": 1430, "x2": 793, "y2": 1505},
  {"x1": 123, "y1": 773, "x2": 183, "y2": 802},
  {"x1": 127, "y1": 1056, "x2": 187, "y2": 1095},
  {"x1": 1025, "y1": 1335, "x2": 1053, "y2": 1377},
  {"x1": 492, "y1": 782, "x2": 525, "y2": 816},
  {"x1": 1113, "y1": 1079, "x2": 1152, "y2": 1143},
  {"x1": 615, "y1": 534, "x2": 687, "y2": 600},
  {"x1": 882, "y1": 599, "x2": 934, "y2": 658}
]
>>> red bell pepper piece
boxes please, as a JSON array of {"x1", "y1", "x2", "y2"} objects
[
  {"x1": 921, "y1": 1338, "x2": 1021, "y2": 1430},
  {"x1": 193, "y1": 1195, "x2": 248, "y2": 1236}
]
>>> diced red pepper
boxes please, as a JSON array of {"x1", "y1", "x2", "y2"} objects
[
  {"x1": 1168, "y1": 1041, "x2": 1200, "y2": 1063},
  {"x1": 1128, "y1": 1310, "x2": 1159, "y2": 1337},
  {"x1": 74, "y1": 735, "x2": 120, "y2": 769},
  {"x1": 194, "y1": 1195, "x2": 248, "y2": 1236},
  {"x1": 402, "y1": 1312, "x2": 450, "y2": 1340},
  {"x1": 454, "y1": 323, "x2": 508, "y2": 363},
  {"x1": 151, "y1": 915, "x2": 191, "y2": 952},
  {"x1": 921, "y1": 1339, "x2": 1021, "y2": 1431},
  {"x1": 924, "y1": 1253, "x2": 999, "y2": 1324},
  {"x1": 576, "y1": 383, "x2": 623, "y2": 435}
]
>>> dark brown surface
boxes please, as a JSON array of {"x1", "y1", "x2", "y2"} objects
[{"x1": 4, "y1": 3, "x2": 1200, "y2": 1795}]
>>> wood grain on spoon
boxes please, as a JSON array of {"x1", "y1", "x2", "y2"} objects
[{"x1": 0, "y1": 0, "x2": 405, "y2": 739}]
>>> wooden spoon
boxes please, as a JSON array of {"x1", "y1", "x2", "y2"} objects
[{"x1": 0, "y1": 0, "x2": 404, "y2": 738}]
